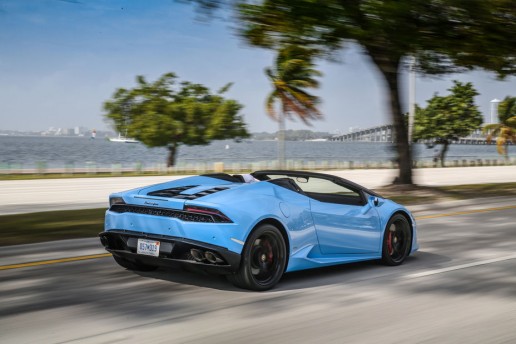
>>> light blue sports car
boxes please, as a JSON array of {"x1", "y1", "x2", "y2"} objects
[{"x1": 100, "y1": 170, "x2": 418, "y2": 290}]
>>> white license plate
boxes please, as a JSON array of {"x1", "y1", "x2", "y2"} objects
[{"x1": 137, "y1": 239, "x2": 160, "y2": 257}]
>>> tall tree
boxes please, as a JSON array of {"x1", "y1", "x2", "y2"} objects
[
  {"x1": 234, "y1": 0, "x2": 516, "y2": 184},
  {"x1": 414, "y1": 81, "x2": 482, "y2": 167},
  {"x1": 104, "y1": 73, "x2": 249, "y2": 167},
  {"x1": 265, "y1": 45, "x2": 322, "y2": 168},
  {"x1": 483, "y1": 96, "x2": 516, "y2": 159}
]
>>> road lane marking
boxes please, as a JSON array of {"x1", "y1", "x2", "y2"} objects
[
  {"x1": 0, "y1": 253, "x2": 112, "y2": 271},
  {"x1": 1, "y1": 205, "x2": 514, "y2": 271},
  {"x1": 414, "y1": 204, "x2": 516, "y2": 220},
  {"x1": 406, "y1": 254, "x2": 516, "y2": 279}
]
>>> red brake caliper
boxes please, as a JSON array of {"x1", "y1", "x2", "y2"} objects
[
  {"x1": 265, "y1": 240, "x2": 273, "y2": 263},
  {"x1": 387, "y1": 232, "x2": 393, "y2": 255}
]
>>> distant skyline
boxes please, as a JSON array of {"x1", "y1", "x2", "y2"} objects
[{"x1": 1, "y1": 0, "x2": 515, "y2": 133}]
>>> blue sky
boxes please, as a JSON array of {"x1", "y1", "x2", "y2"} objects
[{"x1": 1, "y1": 0, "x2": 514, "y2": 133}]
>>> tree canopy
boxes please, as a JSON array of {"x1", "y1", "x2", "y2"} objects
[
  {"x1": 234, "y1": 0, "x2": 516, "y2": 184},
  {"x1": 104, "y1": 72, "x2": 249, "y2": 166},
  {"x1": 414, "y1": 81, "x2": 482, "y2": 166},
  {"x1": 483, "y1": 96, "x2": 516, "y2": 158}
]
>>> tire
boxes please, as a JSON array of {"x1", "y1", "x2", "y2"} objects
[
  {"x1": 227, "y1": 224, "x2": 287, "y2": 291},
  {"x1": 113, "y1": 255, "x2": 158, "y2": 272},
  {"x1": 381, "y1": 214, "x2": 412, "y2": 266}
]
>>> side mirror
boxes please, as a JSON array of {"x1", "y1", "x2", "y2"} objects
[
  {"x1": 296, "y1": 177, "x2": 309, "y2": 183},
  {"x1": 373, "y1": 197, "x2": 379, "y2": 206}
]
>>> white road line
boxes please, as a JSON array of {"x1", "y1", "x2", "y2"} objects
[{"x1": 406, "y1": 254, "x2": 516, "y2": 279}]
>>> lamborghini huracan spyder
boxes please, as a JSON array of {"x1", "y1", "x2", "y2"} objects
[{"x1": 100, "y1": 171, "x2": 418, "y2": 290}]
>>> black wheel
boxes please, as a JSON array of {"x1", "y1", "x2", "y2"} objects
[
  {"x1": 381, "y1": 214, "x2": 412, "y2": 266},
  {"x1": 227, "y1": 224, "x2": 287, "y2": 291},
  {"x1": 112, "y1": 255, "x2": 158, "y2": 272}
]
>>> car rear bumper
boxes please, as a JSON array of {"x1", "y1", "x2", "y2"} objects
[{"x1": 99, "y1": 230, "x2": 241, "y2": 274}]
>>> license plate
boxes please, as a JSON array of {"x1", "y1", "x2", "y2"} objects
[{"x1": 137, "y1": 239, "x2": 160, "y2": 257}]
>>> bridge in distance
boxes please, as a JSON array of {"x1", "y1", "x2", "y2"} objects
[{"x1": 330, "y1": 124, "x2": 494, "y2": 144}]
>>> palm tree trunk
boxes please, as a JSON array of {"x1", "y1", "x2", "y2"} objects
[{"x1": 278, "y1": 111, "x2": 286, "y2": 169}]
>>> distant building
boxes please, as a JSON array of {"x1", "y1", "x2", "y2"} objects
[{"x1": 63, "y1": 128, "x2": 74, "y2": 136}]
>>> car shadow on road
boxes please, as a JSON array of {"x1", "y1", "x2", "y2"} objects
[
  {"x1": 135, "y1": 266, "x2": 241, "y2": 291},
  {"x1": 276, "y1": 251, "x2": 450, "y2": 291},
  {"x1": 134, "y1": 250, "x2": 449, "y2": 292}
]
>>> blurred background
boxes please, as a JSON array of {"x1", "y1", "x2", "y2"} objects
[
  {"x1": 0, "y1": 0, "x2": 514, "y2": 177},
  {"x1": 1, "y1": 1, "x2": 515, "y2": 343}
]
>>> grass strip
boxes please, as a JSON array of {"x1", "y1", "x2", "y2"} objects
[
  {"x1": 0, "y1": 182, "x2": 515, "y2": 246},
  {"x1": 380, "y1": 182, "x2": 516, "y2": 205},
  {"x1": 1, "y1": 208, "x2": 106, "y2": 246},
  {"x1": 0, "y1": 171, "x2": 187, "y2": 180}
]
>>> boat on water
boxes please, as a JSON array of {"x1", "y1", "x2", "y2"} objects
[{"x1": 109, "y1": 133, "x2": 139, "y2": 143}]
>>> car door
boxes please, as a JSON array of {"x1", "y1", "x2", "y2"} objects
[{"x1": 302, "y1": 178, "x2": 382, "y2": 255}]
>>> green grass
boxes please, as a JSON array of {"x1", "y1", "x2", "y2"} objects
[
  {"x1": 1, "y1": 208, "x2": 106, "y2": 246},
  {"x1": 1, "y1": 182, "x2": 515, "y2": 246},
  {"x1": 0, "y1": 170, "x2": 254, "y2": 180},
  {"x1": 0, "y1": 171, "x2": 183, "y2": 181},
  {"x1": 380, "y1": 182, "x2": 516, "y2": 205}
]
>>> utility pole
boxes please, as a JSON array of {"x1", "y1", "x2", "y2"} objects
[{"x1": 408, "y1": 56, "x2": 416, "y2": 145}]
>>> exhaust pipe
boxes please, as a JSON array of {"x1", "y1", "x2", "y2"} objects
[
  {"x1": 204, "y1": 251, "x2": 224, "y2": 264},
  {"x1": 190, "y1": 249, "x2": 205, "y2": 262},
  {"x1": 99, "y1": 236, "x2": 108, "y2": 247}
]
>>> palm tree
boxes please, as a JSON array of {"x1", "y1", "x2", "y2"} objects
[
  {"x1": 265, "y1": 45, "x2": 322, "y2": 168},
  {"x1": 483, "y1": 96, "x2": 516, "y2": 159}
]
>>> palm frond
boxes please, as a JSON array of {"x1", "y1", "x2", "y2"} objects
[
  {"x1": 266, "y1": 91, "x2": 279, "y2": 121},
  {"x1": 482, "y1": 123, "x2": 501, "y2": 134},
  {"x1": 506, "y1": 116, "x2": 516, "y2": 128},
  {"x1": 265, "y1": 67, "x2": 276, "y2": 81},
  {"x1": 265, "y1": 44, "x2": 322, "y2": 125}
]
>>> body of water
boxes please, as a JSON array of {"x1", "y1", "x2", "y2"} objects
[{"x1": 0, "y1": 136, "x2": 509, "y2": 170}]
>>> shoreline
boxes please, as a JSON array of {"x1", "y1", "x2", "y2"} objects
[{"x1": 1, "y1": 158, "x2": 515, "y2": 180}]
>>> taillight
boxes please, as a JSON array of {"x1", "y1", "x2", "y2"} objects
[
  {"x1": 184, "y1": 205, "x2": 232, "y2": 223},
  {"x1": 109, "y1": 197, "x2": 125, "y2": 207}
]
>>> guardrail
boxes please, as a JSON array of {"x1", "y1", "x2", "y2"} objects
[{"x1": 0, "y1": 157, "x2": 514, "y2": 176}]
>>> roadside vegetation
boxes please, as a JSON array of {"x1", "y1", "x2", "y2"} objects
[
  {"x1": 2, "y1": 183, "x2": 515, "y2": 246},
  {"x1": 233, "y1": 0, "x2": 516, "y2": 185},
  {"x1": 483, "y1": 96, "x2": 516, "y2": 159},
  {"x1": 264, "y1": 44, "x2": 322, "y2": 168},
  {"x1": 1, "y1": 208, "x2": 105, "y2": 246},
  {"x1": 104, "y1": 73, "x2": 249, "y2": 167},
  {"x1": 0, "y1": 170, "x2": 197, "y2": 181},
  {"x1": 378, "y1": 183, "x2": 516, "y2": 205},
  {"x1": 414, "y1": 81, "x2": 483, "y2": 167}
]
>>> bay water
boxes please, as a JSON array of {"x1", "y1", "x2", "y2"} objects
[{"x1": 0, "y1": 136, "x2": 508, "y2": 170}]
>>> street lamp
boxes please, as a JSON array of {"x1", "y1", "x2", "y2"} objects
[{"x1": 490, "y1": 98, "x2": 501, "y2": 124}]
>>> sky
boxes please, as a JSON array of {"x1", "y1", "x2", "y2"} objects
[{"x1": 1, "y1": 0, "x2": 515, "y2": 134}]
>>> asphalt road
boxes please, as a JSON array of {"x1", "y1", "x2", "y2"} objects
[
  {"x1": 1, "y1": 165, "x2": 515, "y2": 215},
  {"x1": 1, "y1": 199, "x2": 515, "y2": 343}
]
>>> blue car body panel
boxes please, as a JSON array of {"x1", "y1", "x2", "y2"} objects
[{"x1": 103, "y1": 172, "x2": 418, "y2": 273}]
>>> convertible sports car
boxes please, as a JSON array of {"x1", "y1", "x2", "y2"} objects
[{"x1": 100, "y1": 170, "x2": 418, "y2": 290}]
